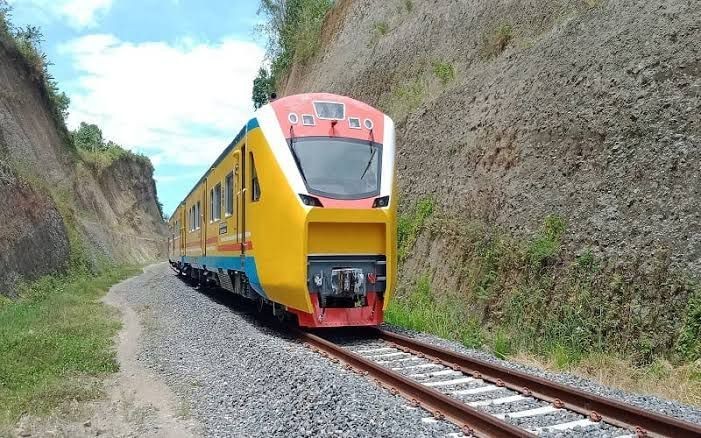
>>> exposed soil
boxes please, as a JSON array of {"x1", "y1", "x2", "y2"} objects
[
  {"x1": 0, "y1": 32, "x2": 167, "y2": 296},
  {"x1": 10, "y1": 267, "x2": 202, "y2": 438},
  {"x1": 282, "y1": 0, "x2": 701, "y2": 277}
]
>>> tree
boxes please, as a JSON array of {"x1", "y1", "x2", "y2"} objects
[
  {"x1": 252, "y1": 67, "x2": 275, "y2": 109},
  {"x1": 0, "y1": 0, "x2": 11, "y2": 33},
  {"x1": 73, "y1": 122, "x2": 104, "y2": 152},
  {"x1": 253, "y1": 0, "x2": 332, "y2": 106}
]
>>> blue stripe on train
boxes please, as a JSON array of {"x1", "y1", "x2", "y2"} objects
[{"x1": 180, "y1": 255, "x2": 267, "y2": 299}]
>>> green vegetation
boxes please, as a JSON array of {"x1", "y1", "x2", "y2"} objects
[
  {"x1": 0, "y1": 1, "x2": 70, "y2": 130},
  {"x1": 481, "y1": 23, "x2": 513, "y2": 59},
  {"x1": 253, "y1": 0, "x2": 333, "y2": 104},
  {"x1": 432, "y1": 61, "x2": 455, "y2": 85},
  {"x1": 0, "y1": 266, "x2": 140, "y2": 427},
  {"x1": 383, "y1": 77, "x2": 426, "y2": 121},
  {"x1": 397, "y1": 197, "x2": 434, "y2": 261},
  {"x1": 252, "y1": 67, "x2": 276, "y2": 109},
  {"x1": 389, "y1": 208, "x2": 701, "y2": 369},
  {"x1": 676, "y1": 286, "x2": 701, "y2": 361},
  {"x1": 72, "y1": 122, "x2": 152, "y2": 171},
  {"x1": 402, "y1": 0, "x2": 414, "y2": 13},
  {"x1": 374, "y1": 21, "x2": 389, "y2": 36}
]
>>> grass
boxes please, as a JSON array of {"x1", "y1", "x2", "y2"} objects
[
  {"x1": 388, "y1": 202, "x2": 701, "y2": 405},
  {"x1": 397, "y1": 197, "x2": 434, "y2": 261},
  {"x1": 256, "y1": 0, "x2": 333, "y2": 89},
  {"x1": 386, "y1": 276, "x2": 487, "y2": 350},
  {"x1": 77, "y1": 146, "x2": 151, "y2": 174},
  {"x1": 513, "y1": 352, "x2": 701, "y2": 407},
  {"x1": 384, "y1": 77, "x2": 426, "y2": 121},
  {"x1": 0, "y1": 266, "x2": 140, "y2": 427},
  {"x1": 481, "y1": 24, "x2": 513, "y2": 59},
  {"x1": 373, "y1": 21, "x2": 389, "y2": 37},
  {"x1": 432, "y1": 61, "x2": 455, "y2": 85}
]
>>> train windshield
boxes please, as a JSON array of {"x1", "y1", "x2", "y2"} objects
[{"x1": 290, "y1": 137, "x2": 381, "y2": 199}]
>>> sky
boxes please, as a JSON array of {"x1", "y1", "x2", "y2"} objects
[{"x1": 8, "y1": 0, "x2": 267, "y2": 216}]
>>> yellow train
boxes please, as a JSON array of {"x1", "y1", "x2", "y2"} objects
[{"x1": 167, "y1": 93, "x2": 397, "y2": 327}]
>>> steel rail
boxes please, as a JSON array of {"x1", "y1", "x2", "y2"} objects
[
  {"x1": 297, "y1": 329, "x2": 533, "y2": 438},
  {"x1": 376, "y1": 328, "x2": 701, "y2": 438}
]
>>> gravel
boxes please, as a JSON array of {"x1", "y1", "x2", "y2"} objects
[
  {"x1": 115, "y1": 264, "x2": 700, "y2": 437},
  {"x1": 381, "y1": 323, "x2": 701, "y2": 426},
  {"x1": 118, "y1": 264, "x2": 463, "y2": 437}
]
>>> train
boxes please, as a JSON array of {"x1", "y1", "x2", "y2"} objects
[{"x1": 167, "y1": 93, "x2": 397, "y2": 328}]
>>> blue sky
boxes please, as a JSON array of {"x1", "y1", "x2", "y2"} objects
[{"x1": 9, "y1": 0, "x2": 266, "y2": 216}]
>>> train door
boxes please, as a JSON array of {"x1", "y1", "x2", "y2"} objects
[
  {"x1": 230, "y1": 151, "x2": 242, "y2": 255},
  {"x1": 239, "y1": 143, "x2": 247, "y2": 262},
  {"x1": 201, "y1": 185, "x2": 207, "y2": 256}
]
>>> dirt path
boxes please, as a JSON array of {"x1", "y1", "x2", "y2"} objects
[{"x1": 14, "y1": 265, "x2": 202, "y2": 438}]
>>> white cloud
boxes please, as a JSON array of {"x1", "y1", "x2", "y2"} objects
[
  {"x1": 61, "y1": 34, "x2": 265, "y2": 166},
  {"x1": 10, "y1": 0, "x2": 114, "y2": 29}
]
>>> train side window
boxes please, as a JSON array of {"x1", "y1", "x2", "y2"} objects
[
  {"x1": 211, "y1": 183, "x2": 221, "y2": 221},
  {"x1": 225, "y1": 172, "x2": 234, "y2": 216},
  {"x1": 250, "y1": 153, "x2": 261, "y2": 202},
  {"x1": 196, "y1": 201, "x2": 201, "y2": 229}
]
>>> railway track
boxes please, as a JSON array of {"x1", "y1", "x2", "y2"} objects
[{"x1": 298, "y1": 328, "x2": 701, "y2": 438}]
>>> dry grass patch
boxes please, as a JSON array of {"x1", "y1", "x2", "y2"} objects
[
  {"x1": 481, "y1": 24, "x2": 513, "y2": 59},
  {"x1": 512, "y1": 352, "x2": 701, "y2": 408}
]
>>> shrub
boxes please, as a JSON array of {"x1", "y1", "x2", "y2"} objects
[
  {"x1": 432, "y1": 61, "x2": 455, "y2": 85},
  {"x1": 252, "y1": 67, "x2": 275, "y2": 109},
  {"x1": 255, "y1": 0, "x2": 333, "y2": 94},
  {"x1": 676, "y1": 285, "x2": 701, "y2": 361},
  {"x1": 0, "y1": 2, "x2": 70, "y2": 129}
]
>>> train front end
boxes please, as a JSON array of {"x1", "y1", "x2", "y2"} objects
[{"x1": 266, "y1": 94, "x2": 397, "y2": 328}]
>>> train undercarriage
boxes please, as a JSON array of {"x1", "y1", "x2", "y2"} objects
[{"x1": 169, "y1": 257, "x2": 385, "y2": 328}]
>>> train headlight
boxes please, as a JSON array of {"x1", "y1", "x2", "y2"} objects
[
  {"x1": 313, "y1": 273, "x2": 323, "y2": 287},
  {"x1": 372, "y1": 196, "x2": 390, "y2": 208}
]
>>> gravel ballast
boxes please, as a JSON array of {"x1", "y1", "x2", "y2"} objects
[
  {"x1": 117, "y1": 264, "x2": 701, "y2": 437},
  {"x1": 119, "y1": 264, "x2": 462, "y2": 437},
  {"x1": 382, "y1": 324, "x2": 701, "y2": 426}
]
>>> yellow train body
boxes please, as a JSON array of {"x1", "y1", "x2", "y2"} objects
[{"x1": 168, "y1": 93, "x2": 396, "y2": 327}]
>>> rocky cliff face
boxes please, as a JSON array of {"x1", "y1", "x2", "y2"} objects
[
  {"x1": 0, "y1": 34, "x2": 166, "y2": 295},
  {"x1": 281, "y1": 0, "x2": 701, "y2": 356},
  {"x1": 283, "y1": 0, "x2": 700, "y2": 277}
]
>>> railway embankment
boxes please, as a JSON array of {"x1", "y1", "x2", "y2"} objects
[
  {"x1": 0, "y1": 26, "x2": 166, "y2": 296},
  {"x1": 14, "y1": 263, "x2": 696, "y2": 437},
  {"x1": 270, "y1": 0, "x2": 701, "y2": 400},
  {"x1": 0, "y1": 10, "x2": 167, "y2": 430}
]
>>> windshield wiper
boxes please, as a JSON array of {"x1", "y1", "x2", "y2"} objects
[
  {"x1": 288, "y1": 127, "x2": 308, "y2": 182},
  {"x1": 360, "y1": 144, "x2": 377, "y2": 180}
]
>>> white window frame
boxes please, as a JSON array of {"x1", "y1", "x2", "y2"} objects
[
  {"x1": 225, "y1": 172, "x2": 234, "y2": 217},
  {"x1": 302, "y1": 114, "x2": 316, "y2": 126},
  {"x1": 212, "y1": 183, "x2": 222, "y2": 222},
  {"x1": 313, "y1": 101, "x2": 346, "y2": 120},
  {"x1": 196, "y1": 201, "x2": 201, "y2": 230}
]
